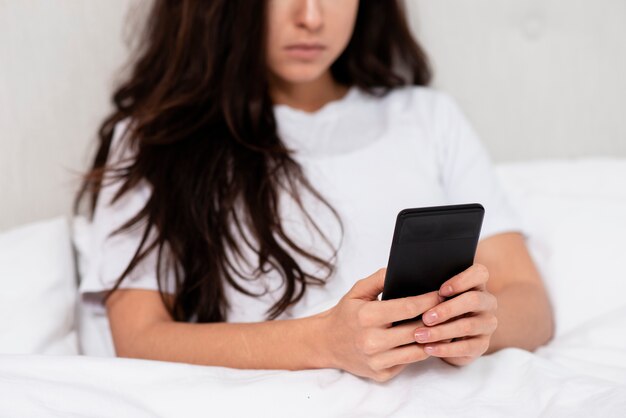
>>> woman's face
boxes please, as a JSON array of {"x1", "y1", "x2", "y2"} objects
[{"x1": 266, "y1": 0, "x2": 359, "y2": 85}]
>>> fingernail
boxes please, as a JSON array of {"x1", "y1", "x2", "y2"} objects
[
  {"x1": 414, "y1": 329, "x2": 429, "y2": 342},
  {"x1": 440, "y1": 285, "x2": 453, "y2": 297},
  {"x1": 424, "y1": 311, "x2": 438, "y2": 325},
  {"x1": 424, "y1": 346, "x2": 435, "y2": 354}
]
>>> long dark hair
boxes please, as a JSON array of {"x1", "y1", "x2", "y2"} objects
[{"x1": 75, "y1": 0, "x2": 432, "y2": 323}]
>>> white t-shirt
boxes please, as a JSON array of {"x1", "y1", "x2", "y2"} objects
[{"x1": 77, "y1": 86, "x2": 524, "y2": 356}]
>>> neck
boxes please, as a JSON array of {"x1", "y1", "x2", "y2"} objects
[{"x1": 270, "y1": 72, "x2": 349, "y2": 113}]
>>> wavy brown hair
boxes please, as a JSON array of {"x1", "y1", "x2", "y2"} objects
[{"x1": 75, "y1": 0, "x2": 432, "y2": 323}]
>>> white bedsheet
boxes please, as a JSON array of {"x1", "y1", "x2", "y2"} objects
[
  {"x1": 1, "y1": 306, "x2": 625, "y2": 417},
  {"x1": 0, "y1": 343, "x2": 624, "y2": 417}
]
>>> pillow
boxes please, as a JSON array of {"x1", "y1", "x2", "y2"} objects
[
  {"x1": 496, "y1": 158, "x2": 626, "y2": 338},
  {"x1": 0, "y1": 217, "x2": 79, "y2": 355}
]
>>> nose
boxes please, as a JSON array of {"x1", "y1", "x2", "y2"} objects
[{"x1": 295, "y1": 0, "x2": 323, "y2": 32}]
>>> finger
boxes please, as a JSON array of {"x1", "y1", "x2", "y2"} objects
[
  {"x1": 372, "y1": 320, "x2": 425, "y2": 351},
  {"x1": 369, "y1": 364, "x2": 407, "y2": 383},
  {"x1": 414, "y1": 314, "x2": 498, "y2": 344},
  {"x1": 360, "y1": 320, "x2": 429, "y2": 353},
  {"x1": 441, "y1": 356, "x2": 476, "y2": 367},
  {"x1": 370, "y1": 343, "x2": 430, "y2": 370},
  {"x1": 360, "y1": 291, "x2": 443, "y2": 327},
  {"x1": 422, "y1": 291, "x2": 496, "y2": 326},
  {"x1": 424, "y1": 336, "x2": 490, "y2": 358},
  {"x1": 349, "y1": 268, "x2": 387, "y2": 300},
  {"x1": 439, "y1": 263, "x2": 490, "y2": 297}
]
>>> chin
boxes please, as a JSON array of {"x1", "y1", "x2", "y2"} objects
[{"x1": 273, "y1": 63, "x2": 329, "y2": 85}]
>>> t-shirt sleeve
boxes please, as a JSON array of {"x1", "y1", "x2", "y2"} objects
[
  {"x1": 77, "y1": 120, "x2": 176, "y2": 313},
  {"x1": 433, "y1": 93, "x2": 526, "y2": 240}
]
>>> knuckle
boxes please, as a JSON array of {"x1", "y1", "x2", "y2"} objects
[
  {"x1": 491, "y1": 295, "x2": 499, "y2": 311},
  {"x1": 475, "y1": 263, "x2": 490, "y2": 280},
  {"x1": 409, "y1": 348, "x2": 428, "y2": 363},
  {"x1": 353, "y1": 278, "x2": 364, "y2": 288},
  {"x1": 371, "y1": 374, "x2": 384, "y2": 383},
  {"x1": 490, "y1": 315, "x2": 499, "y2": 331},
  {"x1": 373, "y1": 370, "x2": 393, "y2": 383},
  {"x1": 452, "y1": 271, "x2": 467, "y2": 287},
  {"x1": 398, "y1": 350, "x2": 414, "y2": 365},
  {"x1": 431, "y1": 290, "x2": 445, "y2": 305},
  {"x1": 351, "y1": 278, "x2": 366, "y2": 293},
  {"x1": 356, "y1": 306, "x2": 373, "y2": 327},
  {"x1": 417, "y1": 349, "x2": 429, "y2": 361},
  {"x1": 362, "y1": 337, "x2": 379, "y2": 355},
  {"x1": 460, "y1": 340, "x2": 471, "y2": 354},
  {"x1": 451, "y1": 339, "x2": 466, "y2": 354},
  {"x1": 461, "y1": 320, "x2": 474, "y2": 335},
  {"x1": 357, "y1": 332, "x2": 379, "y2": 355},
  {"x1": 367, "y1": 357, "x2": 383, "y2": 372},
  {"x1": 479, "y1": 338, "x2": 490, "y2": 355},
  {"x1": 469, "y1": 292, "x2": 482, "y2": 307},
  {"x1": 403, "y1": 301, "x2": 419, "y2": 319}
]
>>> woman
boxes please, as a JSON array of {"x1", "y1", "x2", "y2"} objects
[{"x1": 76, "y1": 0, "x2": 554, "y2": 383}]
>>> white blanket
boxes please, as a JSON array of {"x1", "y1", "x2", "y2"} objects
[{"x1": 1, "y1": 309, "x2": 625, "y2": 418}]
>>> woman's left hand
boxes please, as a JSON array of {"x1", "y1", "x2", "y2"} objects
[{"x1": 413, "y1": 263, "x2": 498, "y2": 366}]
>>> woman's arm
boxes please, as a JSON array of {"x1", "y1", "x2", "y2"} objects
[
  {"x1": 106, "y1": 289, "x2": 329, "y2": 370},
  {"x1": 106, "y1": 270, "x2": 442, "y2": 382},
  {"x1": 474, "y1": 232, "x2": 554, "y2": 353}
]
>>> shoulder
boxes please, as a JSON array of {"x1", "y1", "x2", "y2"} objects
[
  {"x1": 359, "y1": 86, "x2": 462, "y2": 127},
  {"x1": 95, "y1": 118, "x2": 151, "y2": 215},
  {"x1": 367, "y1": 86, "x2": 455, "y2": 111},
  {"x1": 108, "y1": 118, "x2": 137, "y2": 165}
]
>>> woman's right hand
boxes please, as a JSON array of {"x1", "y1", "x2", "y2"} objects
[{"x1": 319, "y1": 268, "x2": 443, "y2": 382}]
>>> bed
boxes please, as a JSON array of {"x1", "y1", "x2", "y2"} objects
[
  {"x1": 2, "y1": 1, "x2": 625, "y2": 416},
  {"x1": 1, "y1": 159, "x2": 625, "y2": 417}
]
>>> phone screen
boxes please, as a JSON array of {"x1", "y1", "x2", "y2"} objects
[{"x1": 382, "y1": 204, "x2": 484, "y2": 306}]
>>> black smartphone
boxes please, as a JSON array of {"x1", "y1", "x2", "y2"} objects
[{"x1": 382, "y1": 203, "x2": 484, "y2": 324}]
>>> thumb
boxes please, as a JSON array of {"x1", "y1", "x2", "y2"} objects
[{"x1": 349, "y1": 268, "x2": 387, "y2": 301}]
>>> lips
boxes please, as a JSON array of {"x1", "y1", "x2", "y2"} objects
[{"x1": 284, "y1": 43, "x2": 326, "y2": 60}]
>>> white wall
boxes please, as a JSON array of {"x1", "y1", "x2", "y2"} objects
[
  {"x1": 0, "y1": 1, "x2": 140, "y2": 230},
  {"x1": 409, "y1": 0, "x2": 626, "y2": 160},
  {"x1": 1, "y1": 0, "x2": 625, "y2": 231}
]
